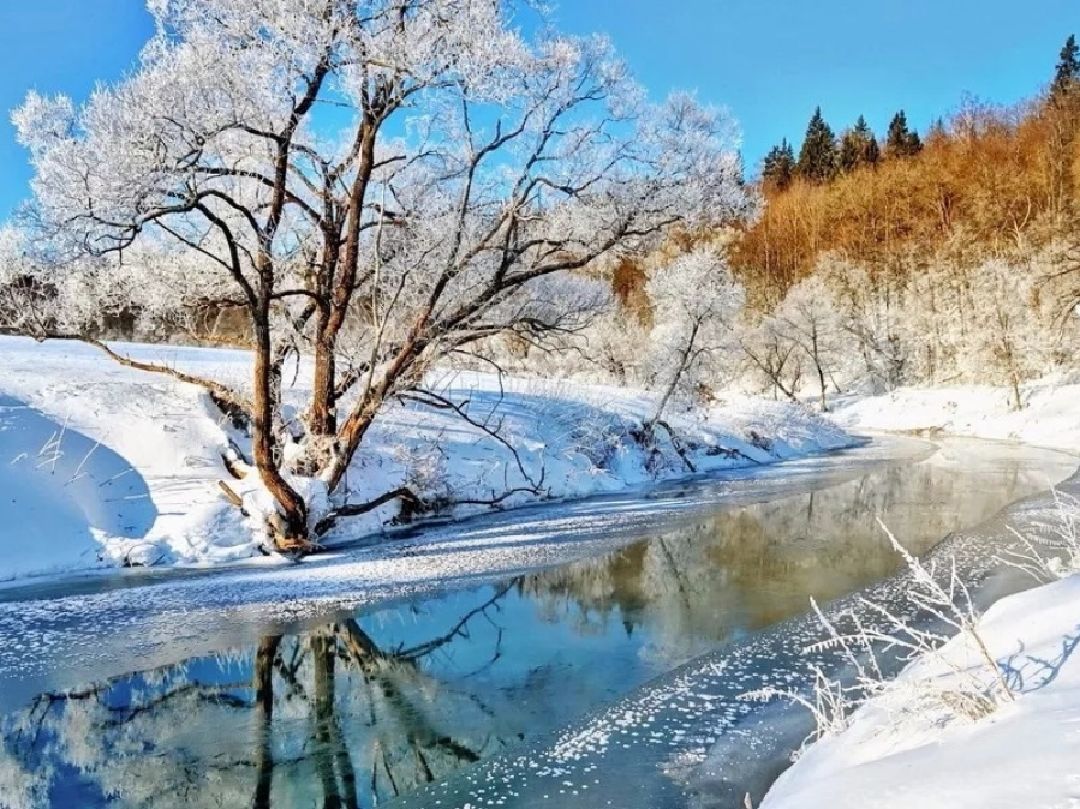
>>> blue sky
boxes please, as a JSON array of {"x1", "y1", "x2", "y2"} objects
[{"x1": 1, "y1": 1, "x2": 1077, "y2": 220}]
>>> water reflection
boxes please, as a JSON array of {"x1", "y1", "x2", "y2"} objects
[
  {"x1": 0, "y1": 440, "x2": 1072, "y2": 808},
  {"x1": 1, "y1": 603, "x2": 522, "y2": 809}
]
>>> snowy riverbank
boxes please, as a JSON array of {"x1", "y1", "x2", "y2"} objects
[
  {"x1": 761, "y1": 569, "x2": 1080, "y2": 809},
  {"x1": 0, "y1": 336, "x2": 852, "y2": 581},
  {"x1": 828, "y1": 375, "x2": 1080, "y2": 453},
  {"x1": 757, "y1": 421, "x2": 1080, "y2": 809}
]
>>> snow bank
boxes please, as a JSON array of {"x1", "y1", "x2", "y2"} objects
[
  {"x1": 830, "y1": 375, "x2": 1080, "y2": 452},
  {"x1": 0, "y1": 337, "x2": 852, "y2": 580},
  {"x1": 761, "y1": 573, "x2": 1080, "y2": 809}
]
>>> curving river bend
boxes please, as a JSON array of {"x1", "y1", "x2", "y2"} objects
[{"x1": 0, "y1": 436, "x2": 1074, "y2": 808}]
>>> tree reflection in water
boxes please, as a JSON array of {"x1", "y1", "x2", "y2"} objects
[
  {"x1": 0, "y1": 582, "x2": 520, "y2": 809},
  {"x1": 519, "y1": 456, "x2": 1041, "y2": 665}
]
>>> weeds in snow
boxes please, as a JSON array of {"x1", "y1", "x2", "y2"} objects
[
  {"x1": 65, "y1": 441, "x2": 100, "y2": 486},
  {"x1": 998, "y1": 489, "x2": 1080, "y2": 582},
  {"x1": 742, "y1": 519, "x2": 1018, "y2": 756},
  {"x1": 741, "y1": 664, "x2": 864, "y2": 746},
  {"x1": 36, "y1": 420, "x2": 68, "y2": 473}
]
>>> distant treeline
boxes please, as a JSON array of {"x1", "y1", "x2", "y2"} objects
[{"x1": 733, "y1": 35, "x2": 1080, "y2": 304}]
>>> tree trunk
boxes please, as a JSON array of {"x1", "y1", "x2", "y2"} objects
[
  {"x1": 649, "y1": 322, "x2": 699, "y2": 427},
  {"x1": 324, "y1": 322, "x2": 429, "y2": 493},
  {"x1": 326, "y1": 395, "x2": 381, "y2": 492},
  {"x1": 307, "y1": 121, "x2": 377, "y2": 439},
  {"x1": 815, "y1": 359, "x2": 828, "y2": 412},
  {"x1": 810, "y1": 327, "x2": 828, "y2": 412},
  {"x1": 310, "y1": 330, "x2": 337, "y2": 435},
  {"x1": 251, "y1": 298, "x2": 308, "y2": 541}
]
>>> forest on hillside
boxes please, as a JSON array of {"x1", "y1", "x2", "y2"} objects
[
  {"x1": 717, "y1": 36, "x2": 1080, "y2": 407},
  {"x1": 580, "y1": 35, "x2": 1080, "y2": 412}
]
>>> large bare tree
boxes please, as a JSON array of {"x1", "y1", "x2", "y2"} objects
[{"x1": 12, "y1": 0, "x2": 751, "y2": 548}]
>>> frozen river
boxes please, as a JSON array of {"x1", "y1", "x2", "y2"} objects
[{"x1": 0, "y1": 436, "x2": 1073, "y2": 808}]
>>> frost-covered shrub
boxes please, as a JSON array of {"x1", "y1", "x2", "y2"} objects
[
  {"x1": 1000, "y1": 489, "x2": 1080, "y2": 581},
  {"x1": 392, "y1": 441, "x2": 452, "y2": 516}
]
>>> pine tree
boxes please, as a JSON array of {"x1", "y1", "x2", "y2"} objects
[
  {"x1": 853, "y1": 114, "x2": 872, "y2": 139},
  {"x1": 839, "y1": 115, "x2": 880, "y2": 172},
  {"x1": 762, "y1": 138, "x2": 796, "y2": 189},
  {"x1": 1052, "y1": 34, "x2": 1080, "y2": 98},
  {"x1": 886, "y1": 110, "x2": 922, "y2": 158},
  {"x1": 838, "y1": 131, "x2": 860, "y2": 173},
  {"x1": 797, "y1": 107, "x2": 838, "y2": 182},
  {"x1": 865, "y1": 134, "x2": 881, "y2": 165}
]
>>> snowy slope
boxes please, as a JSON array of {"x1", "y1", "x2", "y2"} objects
[
  {"x1": 761, "y1": 573, "x2": 1080, "y2": 809},
  {"x1": 0, "y1": 336, "x2": 852, "y2": 580},
  {"x1": 829, "y1": 376, "x2": 1080, "y2": 453}
]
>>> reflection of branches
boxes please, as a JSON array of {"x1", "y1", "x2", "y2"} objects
[
  {"x1": 2, "y1": 585, "x2": 524, "y2": 809},
  {"x1": 394, "y1": 578, "x2": 520, "y2": 662},
  {"x1": 655, "y1": 537, "x2": 694, "y2": 612},
  {"x1": 248, "y1": 615, "x2": 502, "y2": 808}
]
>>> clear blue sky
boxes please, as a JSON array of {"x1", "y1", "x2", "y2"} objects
[{"x1": 1, "y1": 1, "x2": 1077, "y2": 220}]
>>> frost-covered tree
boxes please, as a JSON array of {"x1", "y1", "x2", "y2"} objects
[
  {"x1": 968, "y1": 258, "x2": 1046, "y2": 410},
  {"x1": 817, "y1": 256, "x2": 910, "y2": 391},
  {"x1": 736, "y1": 314, "x2": 803, "y2": 401},
  {"x1": 771, "y1": 275, "x2": 843, "y2": 411},
  {"x1": 645, "y1": 246, "x2": 744, "y2": 424},
  {"x1": 13, "y1": 0, "x2": 751, "y2": 548}
]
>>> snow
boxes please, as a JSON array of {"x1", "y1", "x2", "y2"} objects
[
  {"x1": 753, "y1": 378, "x2": 1080, "y2": 808},
  {"x1": 761, "y1": 573, "x2": 1080, "y2": 809},
  {"x1": 829, "y1": 375, "x2": 1080, "y2": 453},
  {"x1": 0, "y1": 336, "x2": 852, "y2": 581}
]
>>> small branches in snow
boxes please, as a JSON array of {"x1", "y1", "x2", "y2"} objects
[
  {"x1": 36, "y1": 420, "x2": 68, "y2": 474},
  {"x1": 741, "y1": 664, "x2": 862, "y2": 748},
  {"x1": 998, "y1": 489, "x2": 1080, "y2": 581}
]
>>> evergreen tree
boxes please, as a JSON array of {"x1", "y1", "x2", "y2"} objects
[
  {"x1": 797, "y1": 107, "x2": 838, "y2": 182},
  {"x1": 1052, "y1": 34, "x2": 1080, "y2": 97},
  {"x1": 762, "y1": 137, "x2": 796, "y2": 189},
  {"x1": 838, "y1": 131, "x2": 860, "y2": 173},
  {"x1": 852, "y1": 114, "x2": 873, "y2": 139},
  {"x1": 865, "y1": 134, "x2": 881, "y2": 165},
  {"x1": 839, "y1": 115, "x2": 880, "y2": 172},
  {"x1": 886, "y1": 110, "x2": 922, "y2": 158}
]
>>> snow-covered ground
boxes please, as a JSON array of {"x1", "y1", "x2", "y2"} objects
[
  {"x1": 829, "y1": 375, "x2": 1080, "y2": 452},
  {"x1": 0, "y1": 336, "x2": 852, "y2": 581},
  {"x1": 761, "y1": 572, "x2": 1080, "y2": 809}
]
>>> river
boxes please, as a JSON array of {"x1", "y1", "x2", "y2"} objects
[{"x1": 0, "y1": 436, "x2": 1073, "y2": 808}]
